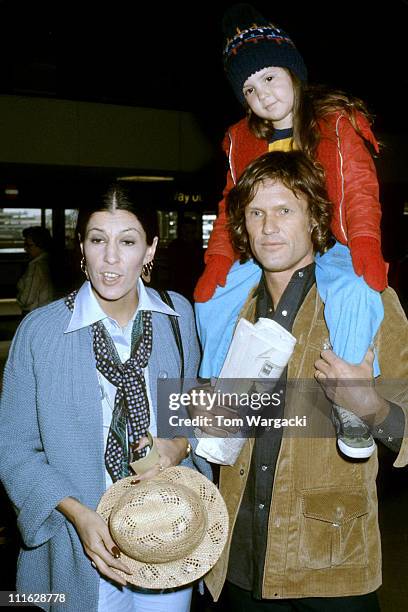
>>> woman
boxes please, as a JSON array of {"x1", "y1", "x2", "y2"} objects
[{"x1": 0, "y1": 185, "x2": 211, "y2": 612}]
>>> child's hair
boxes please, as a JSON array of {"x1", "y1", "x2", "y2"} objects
[{"x1": 247, "y1": 71, "x2": 374, "y2": 159}]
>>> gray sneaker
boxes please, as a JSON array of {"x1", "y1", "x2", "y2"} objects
[{"x1": 332, "y1": 404, "x2": 376, "y2": 459}]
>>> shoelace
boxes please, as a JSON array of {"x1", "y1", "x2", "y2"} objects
[{"x1": 336, "y1": 406, "x2": 369, "y2": 431}]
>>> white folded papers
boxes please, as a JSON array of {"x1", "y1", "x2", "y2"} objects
[{"x1": 195, "y1": 317, "x2": 296, "y2": 465}]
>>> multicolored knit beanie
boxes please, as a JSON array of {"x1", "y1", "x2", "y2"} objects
[{"x1": 222, "y1": 3, "x2": 307, "y2": 104}]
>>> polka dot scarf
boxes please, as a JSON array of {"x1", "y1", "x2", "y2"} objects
[{"x1": 65, "y1": 290, "x2": 152, "y2": 482}]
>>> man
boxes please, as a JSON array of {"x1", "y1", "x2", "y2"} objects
[{"x1": 203, "y1": 151, "x2": 408, "y2": 611}]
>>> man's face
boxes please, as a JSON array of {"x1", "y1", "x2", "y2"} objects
[{"x1": 245, "y1": 180, "x2": 315, "y2": 276}]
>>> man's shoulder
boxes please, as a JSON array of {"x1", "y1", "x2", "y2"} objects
[
  {"x1": 381, "y1": 287, "x2": 406, "y2": 313},
  {"x1": 381, "y1": 287, "x2": 408, "y2": 324},
  {"x1": 376, "y1": 288, "x2": 408, "y2": 381},
  {"x1": 240, "y1": 284, "x2": 260, "y2": 321}
]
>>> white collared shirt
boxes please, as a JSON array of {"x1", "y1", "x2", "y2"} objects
[{"x1": 65, "y1": 279, "x2": 179, "y2": 487}]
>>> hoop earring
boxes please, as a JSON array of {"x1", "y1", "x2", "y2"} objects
[
  {"x1": 80, "y1": 256, "x2": 89, "y2": 280},
  {"x1": 142, "y1": 260, "x2": 154, "y2": 283}
]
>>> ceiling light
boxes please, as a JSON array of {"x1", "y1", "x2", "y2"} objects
[{"x1": 117, "y1": 175, "x2": 174, "y2": 183}]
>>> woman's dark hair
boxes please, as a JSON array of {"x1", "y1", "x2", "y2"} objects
[
  {"x1": 247, "y1": 70, "x2": 375, "y2": 159},
  {"x1": 76, "y1": 184, "x2": 159, "y2": 246},
  {"x1": 228, "y1": 150, "x2": 334, "y2": 261}
]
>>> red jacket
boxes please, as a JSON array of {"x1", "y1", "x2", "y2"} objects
[{"x1": 205, "y1": 112, "x2": 382, "y2": 263}]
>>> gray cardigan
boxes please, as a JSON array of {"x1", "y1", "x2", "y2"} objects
[{"x1": 0, "y1": 289, "x2": 211, "y2": 612}]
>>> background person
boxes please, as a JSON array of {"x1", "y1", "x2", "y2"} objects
[{"x1": 16, "y1": 225, "x2": 55, "y2": 315}]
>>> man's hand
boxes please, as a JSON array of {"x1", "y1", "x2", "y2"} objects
[
  {"x1": 186, "y1": 382, "x2": 241, "y2": 437},
  {"x1": 314, "y1": 348, "x2": 389, "y2": 422},
  {"x1": 130, "y1": 436, "x2": 189, "y2": 482}
]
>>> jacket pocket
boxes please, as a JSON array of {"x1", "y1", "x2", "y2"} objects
[{"x1": 298, "y1": 488, "x2": 368, "y2": 570}]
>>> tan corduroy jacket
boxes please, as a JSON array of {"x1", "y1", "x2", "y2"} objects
[{"x1": 205, "y1": 285, "x2": 408, "y2": 601}]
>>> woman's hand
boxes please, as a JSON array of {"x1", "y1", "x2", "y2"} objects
[
  {"x1": 58, "y1": 497, "x2": 131, "y2": 585},
  {"x1": 130, "y1": 436, "x2": 189, "y2": 482}
]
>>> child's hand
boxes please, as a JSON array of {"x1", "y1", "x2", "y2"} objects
[
  {"x1": 350, "y1": 236, "x2": 388, "y2": 292},
  {"x1": 194, "y1": 255, "x2": 233, "y2": 302}
]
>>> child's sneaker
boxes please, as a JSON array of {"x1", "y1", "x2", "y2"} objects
[{"x1": 332, "y1": 404, "x2": 375, "y2": 459}]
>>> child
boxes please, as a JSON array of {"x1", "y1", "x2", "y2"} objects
[{"x1": 194, "y1": 3, "x2": 387, "y2": 459}]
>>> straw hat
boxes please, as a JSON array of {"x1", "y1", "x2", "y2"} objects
[{"x1": 97, "y1": 466, "x2": 229, "y2": 589}]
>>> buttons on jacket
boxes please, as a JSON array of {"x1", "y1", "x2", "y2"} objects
[
  {"x1": 335, "y1": 505, "x2": 344, "y2": 520},
  {"x1": 158, "y1": 370, "x2": 168, "y2": 379},
  {"x1": 239, "y1": 468, "x2": 245, "y2": 476},
  {"x1": 333, "y1": 505, "x2": 345, "y2": 527}
]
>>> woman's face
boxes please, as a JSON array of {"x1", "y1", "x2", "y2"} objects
[
  {"x1": 242, "y1": 66, "x2": 295, "y2": 129},
  {"x1": 81, "y1": 209, "x2": 157, "y2": 306}
]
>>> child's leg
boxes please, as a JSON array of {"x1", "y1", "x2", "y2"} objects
[
  {"x1": 194, "y1": 259, "x2": 262, "y2": 378},
  {"x1": 315, "y1": 242, "x2": 383, "y2": 376},
  {"x1": 316, "y1": 243, "x2": 383, "y2": 459}
]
